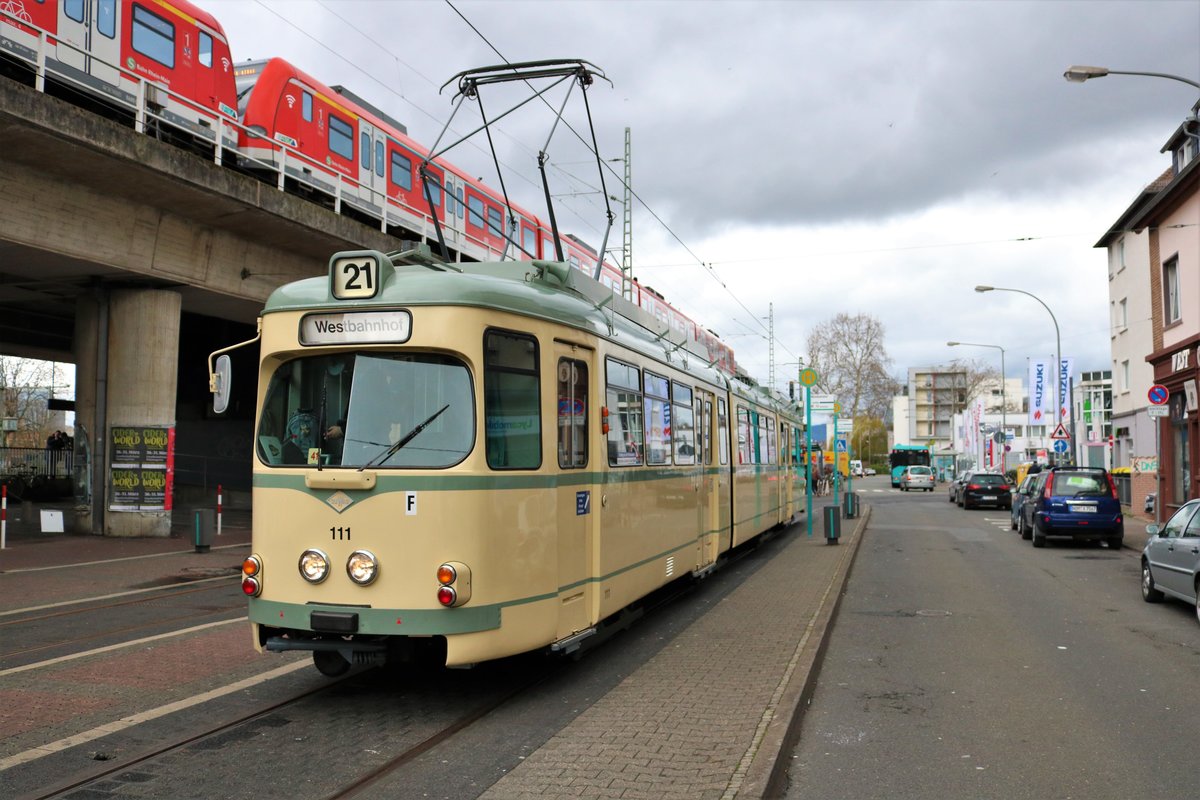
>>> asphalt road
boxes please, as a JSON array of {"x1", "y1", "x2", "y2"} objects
[{"x1": 785, "y1": 476, "x2": 1196, "y2": 799}]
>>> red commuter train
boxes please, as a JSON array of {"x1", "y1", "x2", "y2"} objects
[{"x1": 1, "y1": 0, "x2": 736, "y2": 374}]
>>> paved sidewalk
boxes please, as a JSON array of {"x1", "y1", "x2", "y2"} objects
[{"x1": 482, "y1": 505, "x2": 869, "y2": 800}]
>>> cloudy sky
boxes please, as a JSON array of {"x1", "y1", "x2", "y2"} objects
[{"x1": 212, "y1": 0, "x2": 1199, "y2": 394}]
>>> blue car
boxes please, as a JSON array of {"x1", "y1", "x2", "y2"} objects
[{"x1": 1018, "y1": 467, "x2": 1123, "y2": 550}]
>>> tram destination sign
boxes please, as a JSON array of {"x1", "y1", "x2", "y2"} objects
[{"x1": 300, "y1": 310, "x2": 413, "y2": 345}]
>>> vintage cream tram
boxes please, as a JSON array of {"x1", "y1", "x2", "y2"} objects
[{"x1": 210, "y1": 245, "x2": 806, "y2": 676}]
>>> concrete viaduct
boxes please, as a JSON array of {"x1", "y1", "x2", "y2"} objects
[{"x1": 0, "y1": 76, "x2": 408, "y2": 536}]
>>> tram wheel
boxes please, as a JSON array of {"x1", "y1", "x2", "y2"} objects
[{"x1": 313, "y1": 649, "x2": 351, "y2": 677}]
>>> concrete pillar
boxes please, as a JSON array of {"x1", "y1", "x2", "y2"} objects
[
  {"x1": 75, "y1": 288, "x2": 181, "y2": 537},
  {"x1": 72, "y1": 293, "x2": 101, "y2": 534}
]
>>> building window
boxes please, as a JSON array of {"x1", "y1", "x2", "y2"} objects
[
  {"x1": 1164, "y1": 256, "x2": 1181, "y2": 324},
  {"x1": 1121, "y1": 360, "x2": 1129, "y2": 393}
]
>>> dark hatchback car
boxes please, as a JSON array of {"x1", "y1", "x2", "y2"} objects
[
  {"x1": 956, "y1": 472, "x2": 1011, "y2": 509},
  {"x1": 1009, "y1": 474, "x2": 1037, "y2": 531},
  {"x1": 1019, "y1": 466, "x2": 1123, "y2": 549}
]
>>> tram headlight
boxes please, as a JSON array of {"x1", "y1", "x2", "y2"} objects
[
  {"x1": 298, "y1": 548, "x2": 330, "y2": 583},
  {"x1": 346, "y1": 550, "x2": 379, "y2": 585},
  {"x1": 436, "y1": 561, "x2": 471, "y2": 607}
]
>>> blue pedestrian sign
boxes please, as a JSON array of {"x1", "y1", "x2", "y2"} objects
[
  {"x1": 1053, "y1": 439, "x2": 1069, "y2": 454},
  {"x1": 835, "y1": 439, "x2": 847, "y2": 452}
]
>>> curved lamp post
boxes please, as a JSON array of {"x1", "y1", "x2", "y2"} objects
[
  {"x1": 1063, "y1": 65, "x2": 1200, "y2": 90},
  {"x1": 948, "y1": 340, "x2": 1007, "y2": 476},
  {"x1": 975, "y1": 285, "x2": 1065, "y2": 464}
]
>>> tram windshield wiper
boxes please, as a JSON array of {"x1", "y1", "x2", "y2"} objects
[{"x1": 359, "y1": 404, "x2": 451, "y2": 471}]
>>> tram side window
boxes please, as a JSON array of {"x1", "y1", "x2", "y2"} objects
[
  {"x1": 557, "y1": 359, "x2": 588, "y2": 469},
  {"x1": 737, "y1": 406, "x2": 754, "y2": 464},
  {"x1": 672, "y1": 382, "x2": 695, "y2": 465},
  {"x1": 484, "y1": 331, "x2": 541, "y2": 469},
  {"x1": 606, "y1": 358, "x2": 643, "y2": 467},
  {"x1": 762, "y1": 414, "x2": 776, "y2": 463},
  {"x1": 703, "y1": 398, "x2": 714, "y2": 466},
  {"x1": 644, "y1": 372, "x2": 670, "y2": 465},
  {"x1": 131, "y1": 5, "x2": 175, "y2": 69},
  {"x1": 718, "y1": 398, "x2": 729, "y2": 465}
]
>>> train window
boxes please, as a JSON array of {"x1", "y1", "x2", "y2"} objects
[
  {"x1": 375, "y1": 140, "x2": 384, "y2": 177},
  {"x1": 422, "y1": 169, "x2": 441, "y2": 207},
  {"x1": 456, "y1": 187, "x2": 464, "y2": 219},
  {"x1": 257, "y1": 353, "x2": 473, "y2": 469},
  {"x1": 718, "y1": 399, "x2": 729, "y2": 466},
  {"x1": 389, "y1": 153, "x2": 411, "y2": 191},
  {"x1": 487, "y1": 206, "x2": 503, "y2": 238},
  {"x1": 65, "y1": 0, "x2": 84, "y2": 23},
  {"x1": 557, "y1": 359, "x2": 588, "y2": 469},
  {"x1": 198, "y1": 31, "x2": 212, "y2": 67},
  {"x1": 523, "y1": 226, "x2": 537, "y2": 257},
  {"x1": 131, "y1": 5, "x2": 175, "y2": 69},
  {"x1": 329, "y1": 115, "x2": 353, "y2": 161},
  {"x1": 359, "y1": 132, "x2": 370, "y2": 169},
  {"x1": 484, "y1": 330, "x2": 541, "y2": 470},
  {"x1": 98, "y1": 0, "x2": 116, "y2": 39},
  {"x1": 644, "y1": 372, "x2": 669, "y2": 466},
  {"x1": 468, "y1": 196, "x2": 485, "y2": 229},
  {"x1": 302, "y1": 91, "x2": 313, "y2": 123},
  {"x1": 672, "y1": 383, "x2": 695, "y2": 465}
]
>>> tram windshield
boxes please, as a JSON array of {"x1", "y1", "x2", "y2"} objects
[{"x1": 257, "y1": 352, "x2": 473, "y2": 468}]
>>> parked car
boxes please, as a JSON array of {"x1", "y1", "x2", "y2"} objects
[
  {"x1": 957, "y1": 472, "x2": 1011, "y2": 510},
  {"x1": 1009, "y1": 475, "x2": 1037, "y2": 531},
  {"x1": 1141, "y1": 499, "x2": 1200, "y2": 619},
  {"x1": 1018, "y1": 466, "x2": 1123, "y2": 549},
  {"x1": 899, "y1": 465, "x2": 934, "y2": 492},
  {"x1": 948, "y1": 471, "x2": 969, "y2": 503},
  {"x1": 863, "y1": 467, "x2": 876, "y2": 476}
]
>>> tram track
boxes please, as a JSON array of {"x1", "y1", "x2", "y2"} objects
[{"x1": 0, "y1": 579, "x2": 245, "y2": 665}]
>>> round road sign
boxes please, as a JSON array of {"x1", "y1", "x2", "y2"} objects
[
  {"x1": 1148, "y1": 384, "x2": 1169, "y2": 405},
  {"x1": 799, "y1": 368, "x2": 819, "y2": 387},
  {"x1": 1053, "y1": 439, "x2": 1069, "y2": 454}
]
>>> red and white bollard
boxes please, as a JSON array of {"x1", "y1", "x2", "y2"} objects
[
  {"x1": 2, "y1": 483, "x2": 7, "y2": 550},
  {"x1": 217, "y1": 483, "x2": 223, "y2": 537}
]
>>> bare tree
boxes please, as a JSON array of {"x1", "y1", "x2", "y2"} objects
[
  {"x1": 805, "y1": 313, "x2": 898, "y2": 419},
  {"x1": 0, "y1": 357, "x2": 70, "y2": 447},
  {"x1": 947, "y1": 357, "x2": 1002, "y2": 414}
]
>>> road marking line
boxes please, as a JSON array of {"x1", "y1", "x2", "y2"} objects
[
  {"x1": 0, "y1": 618, "x2": 244, "y2": 678},
  {"x1": 0, "y1": 659, "x2": 309, "y2": 771},
  {"x1": 0, "y1": 575, "x2": 239, "y2": 618},
  {"x1": 2, "y1": 542, "x2": 249, "y2": 575}
]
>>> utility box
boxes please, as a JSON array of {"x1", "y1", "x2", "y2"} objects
[
  {"x1": 824, "y1": 505, "x2": 841, "y2": 545},
  {"x1": 843, "y1": 491, "x2": 859, "y2": 519},
  {"x1": 194, "y1": 509, "x2": 216, "y2": 553}
]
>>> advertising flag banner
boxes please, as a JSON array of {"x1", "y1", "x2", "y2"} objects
[
  {"x1": 1028, "y1": 359, "x2": 1051, "y2": 427},
  {"x1": 1058, "y1": 358, "x2": 1075, "y2": 424}
]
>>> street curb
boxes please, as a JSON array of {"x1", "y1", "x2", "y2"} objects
[{"x1": 740, "y1": 503, "x2": 871, "y2": 798}]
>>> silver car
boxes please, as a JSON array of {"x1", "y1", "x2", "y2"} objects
[
  {"x1": 899, "y1": 465, "x2": 934, "y2": 492},
  {"x1": 1141, "y1": 499, "x2": 1200, "y2": 622}
]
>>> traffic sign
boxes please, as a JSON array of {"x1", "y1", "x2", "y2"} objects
[
  {"x1": 1148, "y1": 405, "x2": 1170, "y2": 417},
  {"x1": 1050, "y1": 423, "x2": 1071, "y2": 440},
  {"x1": 1148, "y1": 384, "x2": 1169, "y2": 405},
  {"x1": 1053, "y1": 439, "x2": 1069, "y2": 454},
  {"x1": 835, "y1": 439, "x2": 847, "y2": 452},
  {"x1": 799, "y1": 368, "x2": 819, "y2": 387}
]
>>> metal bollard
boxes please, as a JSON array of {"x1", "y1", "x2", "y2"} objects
[
  {"x1": 824, "y1": 504, "x2": 841, "y2": 545},
  {"x1": 194, "y1": 509, "x2": 216, "y2": 553},
  {"x1": 843, "y1": 491, "x2": 859, "y2": 519}
]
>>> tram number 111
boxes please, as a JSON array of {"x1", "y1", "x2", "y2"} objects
[{"x1": 330, "y1": 527, "x2": 351, "y2": 541}]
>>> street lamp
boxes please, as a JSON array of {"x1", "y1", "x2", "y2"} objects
[
  {"x1": 1063, "y1": 65, "x2": 1200, "y2": 90},
  {"x1": 975, "y1": 285, "x2": 1065, "y2": 463},
  {"x1": 948, "y1": 340, "x2": 1007, "y2": 476}
]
